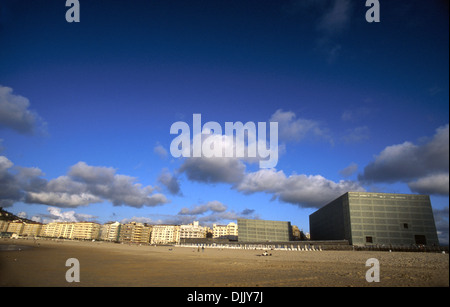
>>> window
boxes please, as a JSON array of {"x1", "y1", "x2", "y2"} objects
[
  {"x1": 403, "y1": 223, "x2": 409, "y2": 229},
  {"x1": 365, "y1": 236, "x2": 373, "y2": 243}
]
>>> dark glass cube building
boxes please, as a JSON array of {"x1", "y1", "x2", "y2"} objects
[{"x1": 309, "y1": 192, "x2": 439, "y2": 246}]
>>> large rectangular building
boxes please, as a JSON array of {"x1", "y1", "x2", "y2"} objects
[
  {"x1": 118, "y1": 222, "x2": 152, "y2": 244},
  {"x1": 73, "y1": 222, "x2": 101, "y2": 240},
  {"x1": 309, "y1": 192, "x2": 440, "y2": 246},
  {"x1": 42, "y1": 222, "x2": 76, "y2": 239},
  {"x1": 212, "y1": 222, "x2": 238, "y2": 240},
  {"x1": 237, "y1": 219, "x2": 293, "y2": 242},
  {"x1": 150, "y1": 225, "x2": 180, "y2": 244},
  {"x1": 180, "y1": 221, "x2": 208, "y2": 240}
]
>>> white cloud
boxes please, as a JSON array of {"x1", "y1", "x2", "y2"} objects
[
  {"x1": 69, "y1": 161, "x2": 115, "y2": 184},
  {"x1": 64, "y1": 162, "x2": 169, "y2": 208},
  {"x1": 174, "y1": 109, "x2": 363, "y2": 208},
  {"x1": 176, "y1": 109, "x2": 327, "y2": 186},
  {"x1": 166, "y1": 200, "x2": 260, "y2": 225},
  {"x1": 236, "y1": 168, "x2": 364, "y2": 208},
  {"x1": 140, "y1": 205, "x2": 258, "y2": 226},
  {"x1": 179, "y1": 157, "x2": 246, "y2": 184},
  {"x1": 408, "y1": 173, "x2": 449, "y2": 196},
  {"x1": 0, "y1": 155, "x2": 43, "y2": 207},
  {"x1": 0, "y1": 156, "x2": 171, "y2": 208},
  {"x1": 359, "y1": 124, "x2": 449, "y2": 196},
  {"x1": 17, "y1": 211, "x2": 27, "y2": 219},
  {"x1": 0, "y1": 155, "x2": 13, "y2": 172},
  {"x1": 0, "y1": 85, "x2": 47, "y2": 135},
  {"x1": 269, "y1": 109, "x2": 330, "y2": 143},
  {"x1": 26, "y1": 191, "x2": 102, "y2": 208},
  {"x1": 178, "y1": 200, "x2": 227, "y2": 215},
  {"x1": 158, "y1": 168, "x2": 182, "y2": 195},
  {"x1": 37, "y1": 206, "x2": 98, "y2": 223}
]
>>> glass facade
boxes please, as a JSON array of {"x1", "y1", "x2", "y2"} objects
[
  {"x1": 237, "y1": 219, "x2": 293, "y2": 242},
  {"x1": 310, "y1": 192, "x2": 440, "y2": 246}
]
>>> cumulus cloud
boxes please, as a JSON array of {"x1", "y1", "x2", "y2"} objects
[
  {"x1": 69, "y1": 162, "x2": 115, "y2": 184},
  {"x1": 236, "y1": 168, "x2": 364, "y2": 208},
  {"x1": 173, "y1": 109, "x2": 364, "y2": 208},
  {"x1": 26, "y1": 191, "x2": 102, "y2": 208},
  {"x1": 0, "y1": 155, "x2": 47, "y2": 207},
  {"x1": 0, "y1": 156, "x2": 170, "y2": 208},
  {"x1": 359, "y1": 124, "x2": 449, "y2": 196},
  {"x1": 132, "y1": 201, "x2": 258, "y2": 226},
  {"x1": 17, "y1": 211, "x2": 27, "y2": 219},
  {"x1": 178, "y1": 200, "x2": 227, "y2": 215},
  {"x1": 269, "y1": 109, "x2": 330, "y2": 143},
  {"x1": 34, "y1": 206, "x2": 98, "y2": 223},
  {"x1": 175, "y1": 200, "x2": 258, "y2": 225},
  {"x1": 176, "y1": 109, "x2": 328, "y2": 186},
  {"x1": 179, "y1": 157, "x2": 246, "y2": 184},
  {"x1": 408, "y1": 174, "x2": 449, "y2": 196},
  {"x1": 0, "y1": 85, "x2": 47, "y2": 135},
  {"x1": 157, "y1": 168, "x2": 182, "y2": 196}
]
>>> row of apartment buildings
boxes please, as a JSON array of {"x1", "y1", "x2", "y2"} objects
[
  {"x1": 1, "y1": 191, "x2": 440, "y2": 247},
  {"x1": 0, "y1": 218, "x2": 239, "y2": 245}
]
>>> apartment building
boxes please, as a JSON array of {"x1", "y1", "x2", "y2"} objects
[
  {"x1": 179, "y1": 221, "x2": 208, "y2": 240},
  {"x1": 99, "y1": 221, "x2": 121, "y2": 241},
  {"x1": 118, "y1": 222, "x2": 152, "y2": 244},
  {"x1": 132, "y1": 222, "x2": 152, "y2": 244},
  {"x1": 118, "y1": 222, "x2": 133, "y2": 242},
  {"x1": 73, "y1": 222, "x2": 101, "y2": 240},
  {"x1": 22, "y1": 222, "x2": 43, "y2": 237},
  {"x1": 6, "y1": 220, "x2": 25, "y2": 235},
  {"x1": 42, "y1": 222, "x2": 76, "y2": 239},
  {"x1": 40, "y1": 223, "x2": 48, "y2": 236},
  {"x1": 0, "y1": 219, "x2": 9, "y2": 232},
  {"x1": 41, "y1": 222, "x2": 100, "y2": 240},
  {"x1": 213, "y1": 222, "x2": 238, "y2": 240},
  {"x1": 150, "y1": 225, "x2": 180, "y2": 244},
  {"x1": 1, "y1": 219, "x2": 43, "y2": 237},
  {"x1": 227, "y1": 222, "x2": 238, "y2": 240}
]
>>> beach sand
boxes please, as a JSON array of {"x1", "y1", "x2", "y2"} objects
[{"x1": 0, "y1": 239, "x2": 448, "y2": 287}]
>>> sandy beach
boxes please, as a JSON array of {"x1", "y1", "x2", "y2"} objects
[{"x1": 0, "y1": 238, "x2": 448, "y2": 287}]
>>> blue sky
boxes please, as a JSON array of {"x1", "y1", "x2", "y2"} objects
[{"x1": 0, "y1": 0, "x2": 448, "y2": 244}]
